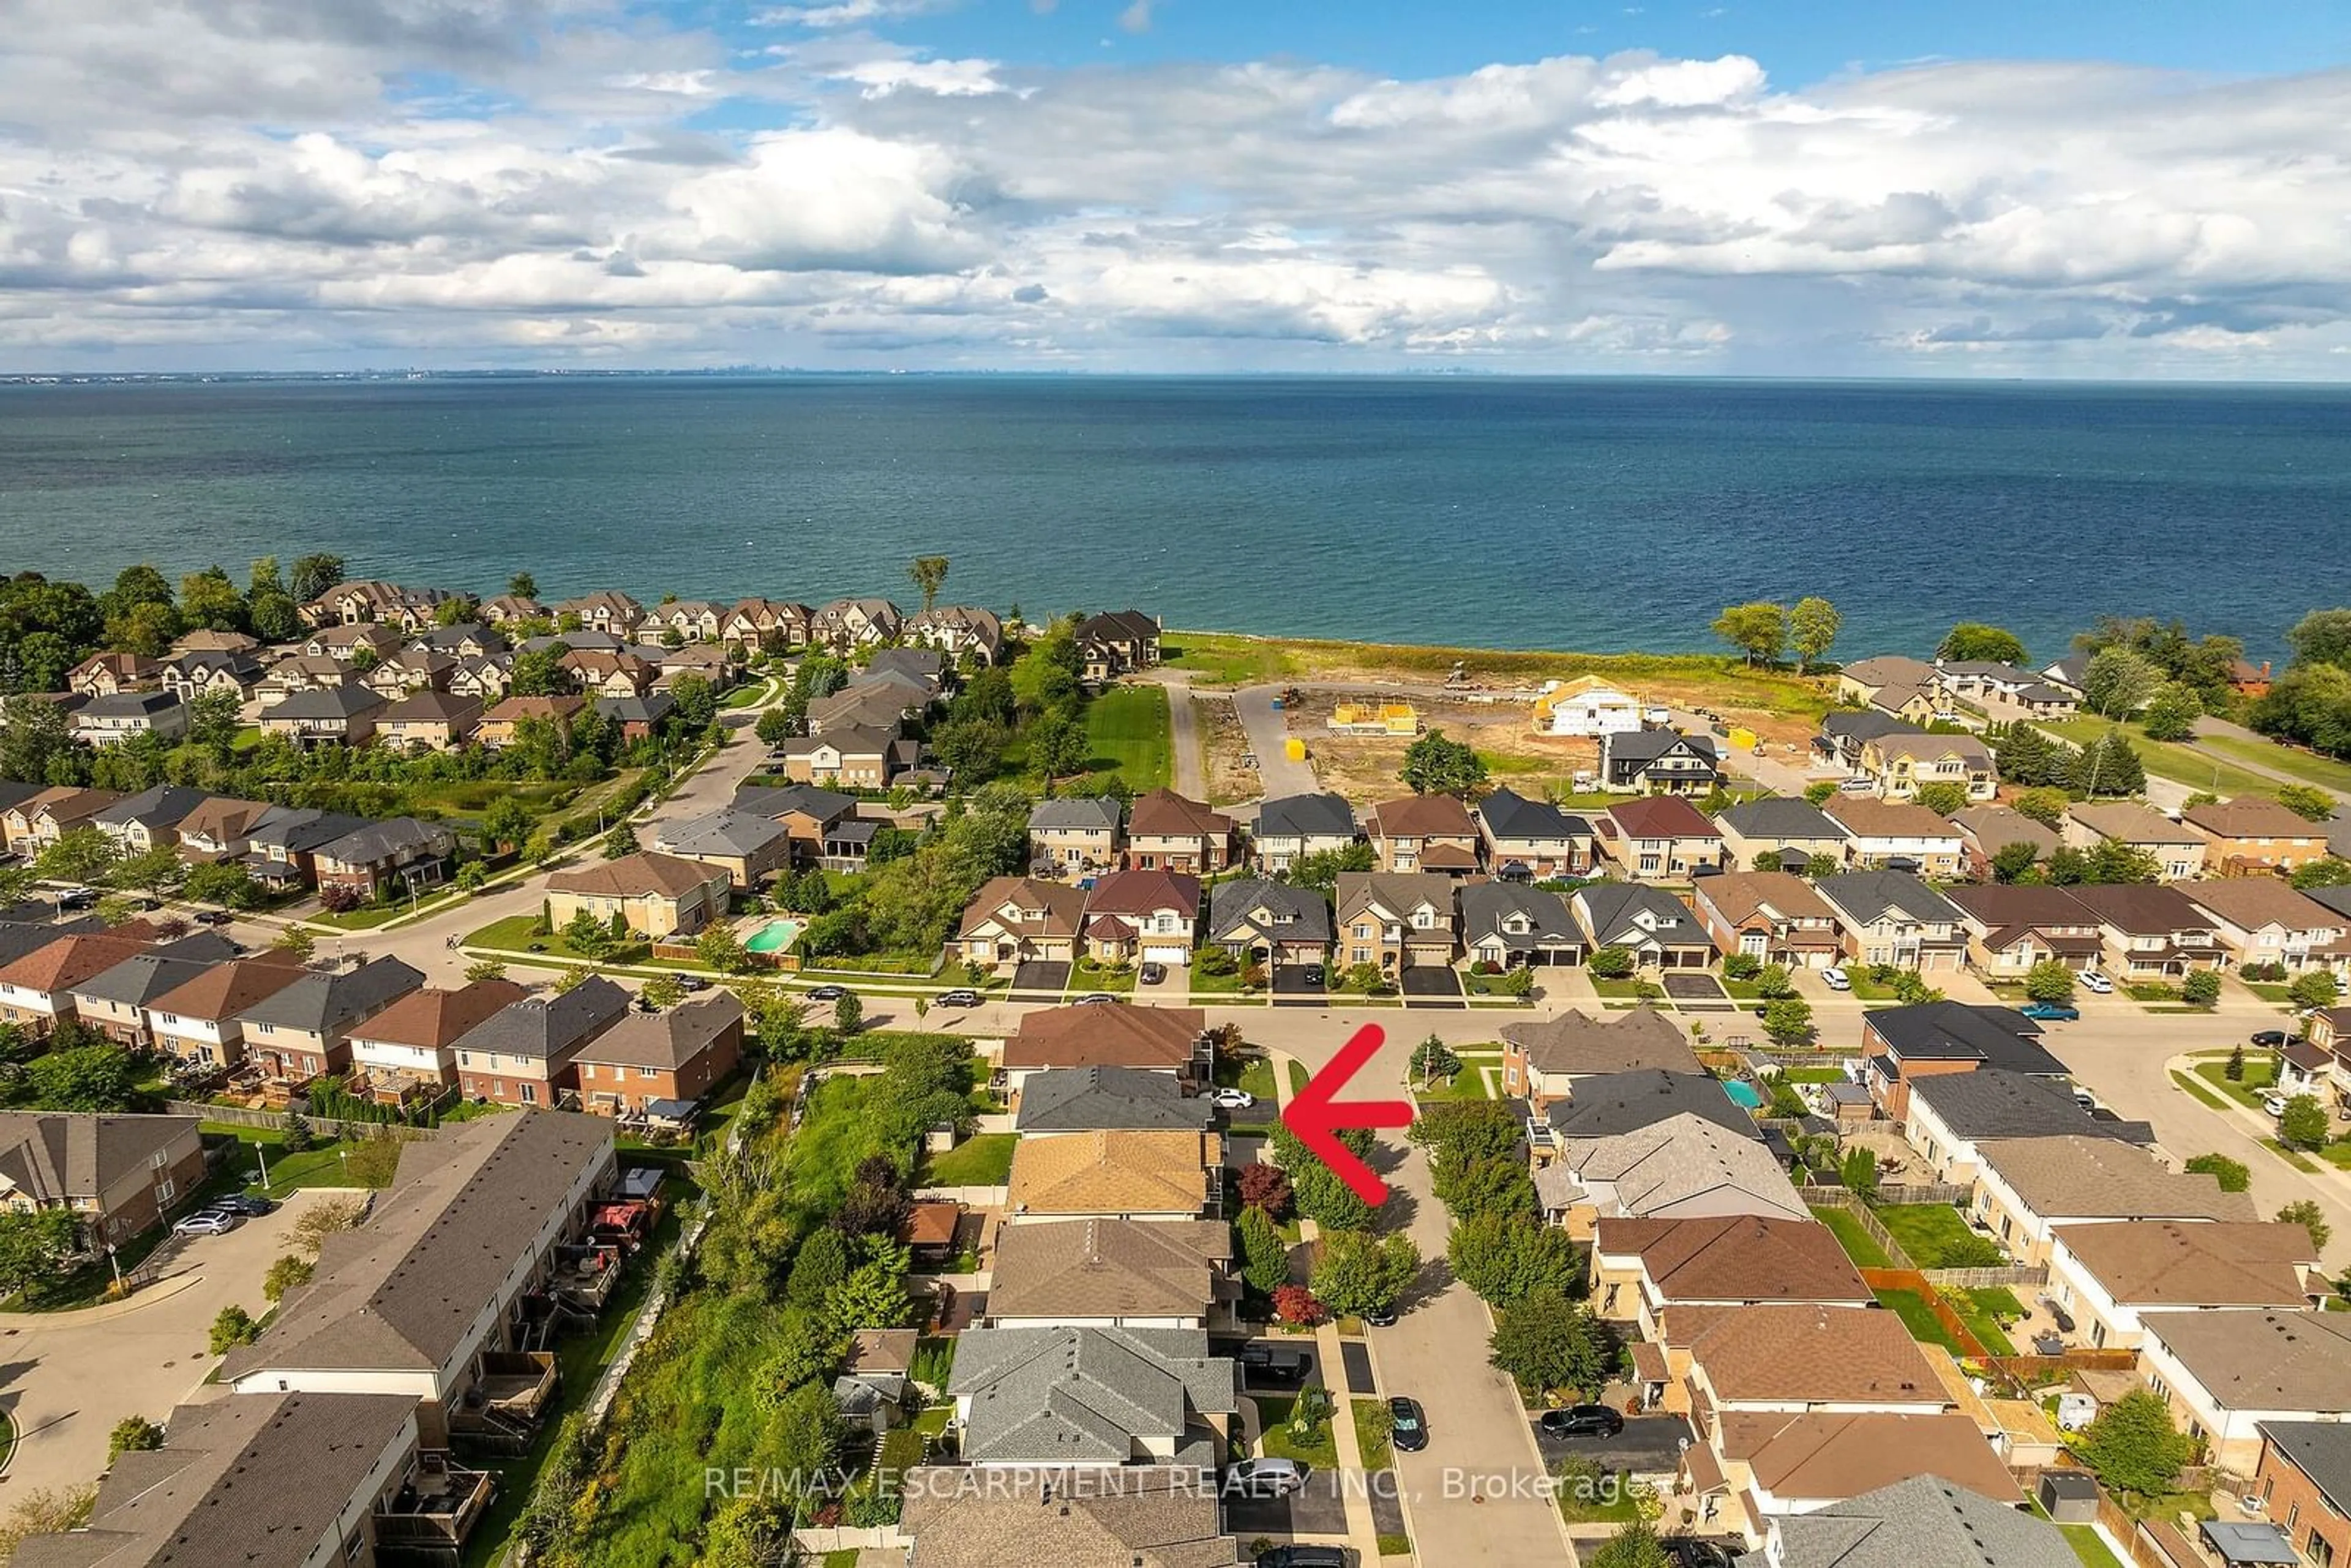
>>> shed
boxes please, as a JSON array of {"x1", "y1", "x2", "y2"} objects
[
  {"x1": 2037, "y1": 1469, "x2": 2098, "y2": 1525},
  {"x1": 2200, "y1": 1520, "x2": 2298, "y2": 1567}
]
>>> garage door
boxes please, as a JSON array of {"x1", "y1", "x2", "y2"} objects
[{"x1": 1142, "y1": 943, "x2": 1189, "y2": 964}]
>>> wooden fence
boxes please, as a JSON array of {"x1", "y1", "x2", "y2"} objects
[
  {"x1": 173, "y1": 1100, "x2": 384, "y2": 1139},
  {"x1": 1802, "y1": 1188, "x2": 1919, "y2": 1271},
  {"x1": 1859, "y1": 1266, "x2": 1989, "y2": 1358},
  {"x1": 1922, "y1": 1264, "x2": 2049, "y2": 1290},
  {"x1": 2096, "y1": 1489, "x2": 2203, "y2": 1568},
  {"x1": 1875, "y1": 1182, "x2": 1974, "y2": 1206}
]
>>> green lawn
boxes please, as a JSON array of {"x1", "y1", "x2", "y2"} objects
[
  {"x1": 923, "y1": 1132, "x2": 1016, "y2": 1187},
  {"x1": 1352, "y1": 1398, "x2": 1393, "y2": 1470},
  {"x1": 2198, "y1": 731, "x2": 2351, "y2": 797},
  {"x1": 1875, "y1": 1203, "x2": 1999, "y2": 1269},
  {"x1": 1778, "y1": 1067, "x2": 1849, "y2": 1084},
  {"x1": 1808, "y1": 1204, "x2": 1894, "y2": 1269},
  {"x1": 2061, "y1": 1523, "x2": 2127, "y2": 1568},
  {"x1": 2194, "y1": 1057, "x2": 2276, "y2": 1109},
  {"x1": 1256, "y1": 1394, "x2": 1340, "y2": 1471},
  {"x1": 2039, "y1": 718, "x2": 2282, "y2": 799},
  {"x1": 1218, "y1": 1056, "x2": 1281, "y2": 1130},
  {"x1": 463, "y1": 913, "x2": 651, "y2": 965},
  {"x1": 1084, "y1": 683, "x2": 1174, "y2": 792},
  {"x1": 1873, "y1": 1287, "x2": 1963, "y2": 1354},
  {"x1": 1949, "y1": 1288, "x2": 2022, "y2": 1356},
  {"x1": 1287, "y1": 1060, "x2": 1310, "y2": 1095},
  {"x1": 1070, "y1": 955, "x2": 1138, "y2": 993},
  {"x1": 2170, "y1": 1069, "x2": 2230, "y2": 1110},
  {"x1": 205, "y1": 1126, "x2": 407, "y2": 1196}
]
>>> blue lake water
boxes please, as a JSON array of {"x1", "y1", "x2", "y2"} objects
[{"x1": 1, "y1": 375, "x2": 2344, "y2": 661}]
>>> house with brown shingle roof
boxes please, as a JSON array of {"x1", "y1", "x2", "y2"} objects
[
  {"x1": 1692, "y1": 1410, "x2": 2018, "y2": 1550},
  {"x1": 1362, "y1": 793, "x2": 1481, "y2": 875},
  {"x1": 1595, "y1": 795, "x2": 1725, "y2": 882},
  {"x1": 2045, "y1": 1220, "x2": 2318, "y2": 1352},
  {"x1": 2148, "y1": 1313, "x2": 2351, "y2": 1475},
  {"x1": 1679, "y1": 1301, "x2": 1948, "y2": 1421},
  {"x1": 347, "y1": 979, "x2": 529, "y2": 1100},
  {"x1": 2062, "y1": 882, "x2": 2227, "y2": 978},
  {"x1": 1004, "y1": 1131, "x2": 1217, "y2": 1223},
  {"x1": 899, "y1": 1465, "x2": 1235, "y2": 1568},
  {"x1": 958, "y1": 876, "x2": 1088, "y2": 973},
  {"x1": 1944, "y1": 883, "x2": 2108, "y2": 976},
  {"x1": 2186, "y1": 797, "x2": 2333, "y2": 876},
  {"x1": 1000, "y1": 1005, "x2": 1210, "y2": 1103},
  {"x1": 1334, "y1": 871, "x2": 1460, "y2": 974},
  {"x1": 0, "y1": 1111, "x2": 208, "y2": 1244},
  {"x1": 1689, "y1": 871, "x2": 1843, "y2": 968},
  {"x1": 984, "y1": 1217, "x2": 1235, "y2": 1330},
  {"x1": 572, "y1": 991, "x2": 746, "y2": 1117},
  {"x1": 1591, "y1": 1215, "x2": 1873, "y2": 1343},
  {"x1": 1945, "y1": 804, "x2": 2063, "y2": 880},
  {"x1": 1970, "y1": 1134, "x2": 2256, "y2": 1266},
  {"x1": 2185, "y1": 879, "x2": 2351, "y2": 977},
  {"x1": 546, "y1": 851, "x2": 732, "y2": 939},
  {"x1": 1820, "y1": 795, "x2": 1963, "y2": 875},
  {"x1": 1080, "y1": 869, "x2": 1202, "y2": 966},
  {"x1": 477, "y1": 694, "x2": 587, "y2": 748},
  {"x1": 2, "y1": 786, "x2": 125, "y2": 853},
  {"x1": 1500, "y1": 1006, "x2": 1703, "y2": 1103},
  {"x1": 1124, "y1": 790, "x2": 1235, "y2": 875},
  {"x1": 2063, "y1": 800, "x2": 2210, "y2": 880},
  {"x1": 0, "y1": 933, "x2": 152, "y2": 1037},
  {"x1": 146, "y1": 955, "x2": 308, "y2": 1067}
]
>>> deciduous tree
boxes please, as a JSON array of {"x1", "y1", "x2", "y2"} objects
[
  {"x1": 2024, "y1": 960, "x2": 2075, "y2": 1005},
  {"x1": 1489, "y1": 1288, "x2": 1617, "y2": 1397},
  {"x1": 1711, "y1": 601, "x2": 1787, "y2": 666},
  {"x1": 1399, "y1": 729, "x2": 1486, "y2": 795},
  {"x1": 1788, "y1": 596, "x2": 1840, "y2": 673},
  {"x1": 1938, "y1": 623, "x2": 2028, "y2": 664},
  {"x1": 2080, "y1": 1389, "x2": 2194, "y2": 1498}
]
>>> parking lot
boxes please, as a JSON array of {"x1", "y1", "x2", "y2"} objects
[{"x1": 1531, "y1": 1411, "x2": 1698, "y2": 1476}]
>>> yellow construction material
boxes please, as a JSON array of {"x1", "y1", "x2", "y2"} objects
[
  {"x1": 1330, "y1": 701, "x2": 1422, "y2": 736},
  {"x1": 1284, "y1": 737, "x2": 1308, "y2": 762}
]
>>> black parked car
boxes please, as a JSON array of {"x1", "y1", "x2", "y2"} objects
[
  {"x1": 1537, "y1": 1404, "x2": 1624, "y2": 1439},
  {"x1": 1388, "y1": 1396, "x2": 1428, "y2": 1453},
  {"x1": 1239, "y1": 1344, "x2": 1310, "y2": 1387},
  {"x1": 1301, "y1": 963, "x2": 1325, "y2": 986},
  {"x1": 1257, "y1": 1547, "x2": 1352, "y2": 1568},
  {"x1": 211, "y1": 1193, "x2": 277, "y2": 1217},
  {"x1": 806, "y1": 985, "x2": 849, "y2": 1002},
  {"x1": 193, "y1": 910, "x2": 236, "y2": 926},
  {"x1": 2252, "y1": 1029, "x2": 2290, "y2": 1048},
  {"x1": 1662, "y1": 1540, "x2": 1735, "y2": 1568}
]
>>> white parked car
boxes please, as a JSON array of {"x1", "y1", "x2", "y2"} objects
[
  {"x1": 1210, "y1": 1088, "x2": 1256, "y2": 1110},
  {"x1": 1820, "y1": 966, "x2": 1850, "y2": 991},
  {"x1": 2263, "y1": 1092, "x2": 2292, "y2": 1119},
  {"x1": 2079, "y1": 972, "x2": 2113, "y2": 994},
  {"x1": 172, "y1": 1209, "x2": 238, "y2": 1237}
]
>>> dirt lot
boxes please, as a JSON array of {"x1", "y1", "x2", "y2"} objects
[
  {"x1": 1287, "y1": 689, "x2": 1605, "y2": 803},
  {"x1": 1198, "y1": 692, "x2": 1259, "y2": 806}
]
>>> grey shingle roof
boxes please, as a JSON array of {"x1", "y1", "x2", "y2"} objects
[
  {"x1": 577, "y1": 991, "x2": 745, "y2": 1070},
  {"x1": 221, "y1": 1110, "x2": 615, "y2": 1378},
  {"x1": 91, "y1": 784, "x2": 212, "y2": 831},
  {"x1": 1574, "y1": 882, "x2": 1710, "y2": 948},
  {"x1": 266, "y1": 685, "x2": 388, "y2": 720},
  {"x1": 1864, "y1": 1002, "x2": 2063, "y2": 1075},
  {"x1": 1714, "y1": 797, "x2": 1842, "y2": 841},
  {"x1": 1253, "y1": 792, "x2": 1356, "y2": 840},
  {"x1": 1029, "y1": 795, "x2": 1125, "y2": 832},
  {"x1": 247, "y1": 808, "x2": 375, "y2": 855},
  {"x1": 1814, "y1": 869, "x2": 1966, "y2": 927},
  {"x1": 78, "y1": 690, "x2": 185, "y2": 718},
  {"x1": 316, "y1": 816, "x2": 453, "y2": 866},
  {"x1": 1771, "y1": 1474, "x2": 2074, "y2": 1568},
  {"x1": 1206, "y1": 878, "x2": 1332, "y2": 947},
  {"x1": 1978, "y1": 1136, "x2": 2257, "y2": 1223},
  {"x1": 0, "y1": 1112, "x2": 200, "y2": 1204},
  {"x1": 1476, "y1": 787, "x2": 1589, "y2": 842},
  {"x1": 2260, "y1": 1419, "x2": 2351, "y2": 1516},
  {"x1": 1544, "y1": 1070, "x2": 1757, "y2": 1139},
  {"x1": 1907, "y1": 1068, "x2": 2153, "y2": 1144},
  {"x1": 1015, "y1": 1067, "x2": 1220, "y2": 1133},
  {"x1": 733, "y1": 782, "x2": 858, "y2": 823},
  {"x1": 1504, "y1": 1007, "x2": 1703, "y2": 1078},
  {"x1": 234, "y1": 956, "x2": 424, "y2": 1035},
  {"x1": 69, "y1": 951, "x2": 219, "y2": 1007},
  {"x1": 949, "y1": 1326, "x2": 1238, "y2": 1465},
  {"x1": 452, "y1": 975, "x2": 629, "y2": 1062},
  {"x1": 1458, "y1": 882, "x2": 1580, "y2": 951},
  {"x1": 657, "y1": 808, "x2": 792, "y2": 858}
]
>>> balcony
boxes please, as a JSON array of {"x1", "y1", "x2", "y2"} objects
[
  {"x1": 375, "y1": 1457, "x2": 495, "y2": 1559},
  {"x1": 449, "y1": 1352, "x2": 558, "y2": 1449}
]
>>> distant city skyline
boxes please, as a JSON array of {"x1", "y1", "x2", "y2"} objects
[{"x1": 2, "y1": 1, "x2": 2347, "y2": 376}]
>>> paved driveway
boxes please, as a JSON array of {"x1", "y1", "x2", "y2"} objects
[
  {"x1": 1224, "y1": 1474, "x2": 1353, "y2": 1539},
  {"x1": 0, "y1": 1190, "x2": 359, "y2": 1495},
  {"x1": 1272, "y1": 966, "x2": 1327, "y2": 1007},
  {"x1": 1009, "y1": 961, "x2": 1071, "y2": 995},
  {"x1": 1400, "y1": 969, "x2": 1464, "y2": 1008},
  {"x1": 1662, "y1": 972, "x2": 1729, "y2": 1004},
  {"x1": 1532, "y1": 1412, "x2": 1698, "y2": 1477}
]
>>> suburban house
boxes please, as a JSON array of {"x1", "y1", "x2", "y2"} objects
[
  {"x1": 347, "y1": 979, "x2": 529, "y2": 1102},
  {"x1": 1946, "y1": 884, "x2": 2111, "y2": 975},
  {"x1": 305, "y1": 621, "x2": 404, "y2": 661},
  {"x1": 983, "y1": 1217, "x2": 1235, "y2": 1331},
  {"x1": 656, "y1": 599, "x2": 726, "y2": 642},
  {"x1": 171, "y1": 795, "x2": 280, "y2": 864},
  {"x1": 1334, "y1": 871, "x2": 1460, "y2": 973},
  {"x1": 1531, "y1": 675, "x2": 1643, "y2": 736},
  {"x1": 2187, "y1": 797, "x2": 2333, "y2": 876},
  {"x1": 1079, "y1": 869, "x2": 1202, "y2": 967},
  {"x1": 1571, "y1": 882, "x2": 1715, "y2": 969},
  {"x1": 1475, "y1": 788, "x2": 1592, "y2": 879},
  {"x1": 258, "y1": 685, "x2": 388, "y2": 747},
  {"x1": 1074, "y1": 610, "x2": 1161, "y2": 680},
  {"x1": 220, "y1": 1111, "x2": 618, "y2": 1449},
  {"x1": 2187, "y1": 880, "x2": 2351, "y2": 975},
  {"x1": 1856, "y1": 732, "x2": 1998, "y2": 804},
  {"x1": 1595, "y1": 796, "x2": 1725, "y2": 882},
  {"x1": 947, "y1": 1324, "x2": 1237, "y2": 1471},
  {"x1": 1537, "y1": 1113, "x2": 1806, "y2": 1235},
  {"x1": 1544, "y1": 1070, "x2": 1756, "y2": 1144},
  {"x1": 1028, "y1": 795, "x2": 1125, "y2": 873},
  {"x1": 478, "y1": 694, "x2": 587, "y2": 748},
  {"x1": 0, "y1": 933, "x2": 149, "y2": 1035},
  {"x1": 957, "y1": 876, "x2": 1088, "y2": 973},
  {"x1": 896, "y1": 1468, "x2": 1234, "y2": 1568},
  {"x1": 72, "y1": 689, "x2": 190, "y2": 747},
  {"x1": 2043, "y1": 1219, "x2": 2316, "y2": 1352},
  {"x1": 304, "y1": 579, "x2": 457, "y2": 629},
  {"x1": 806, "y1": 683, "x2": 916, "y2": 735},
  {"x1": 234, "y1": 956, "x2": 426, "y2": 1084},
  {"x1": 906, "y1": 604, "x2": 1005, "y2": 664},
  {"x1": 1836, "y1": 655, "x2": 1937, "y2": 711},
  {"x1": 545, "y1": 852, "x2": 732, "y2": 939},
  {"x1": 1363, "y1": 792, "x2": 1481, "y2": 874},
  {"x1": 1820, "y1": 795, "x2": 1963, "y2": 874},
  {"x1": 0, "y1": 1111, "x2": 208, "y2": 1244},
  {"x1": 366, "y1": 648, "x2": 459, "y2": 697},
  {"x1": 1690, "y1": 872, "x2": 1843, "y2": 968},
  {"x1": 1500, "y1": 1007, "x2": 1704, "y2": 1104},
  {"x1": 62, "y1": 948, "x2": 220, "y2": 1047},
  {"x1": 2248, "y1": 1420, "x2": 2351, "y2": 1568},
  {"x1": 447, "y1": 654, "x2": 512, "y2": 700},
  {"x1": 1968, "y1": 1135, "x2": 2255, "y2": 1266},
  {"x1": 732, "y1": 782, "x2": 860, "y2": 866},
  {"x1": 1947, "y1": 805, "x2": 2063, "y2": 879},
  {"x1": 1754, "y1": 1476, "x2": 2073, "y2": 1568},
  {"x1": 1125, "y1": 789, "x2": 1235, "y2": 874},
  {"x1": 558, "y1": 649, "x2": 659, "y2": 700},
  {"x1": 1900, "y1": 1068, "x2": 2153, "y2": 1185},
  {"x1": 146, "y1": 955, "x2": 309, "y2": 1068},
  {"x1": 1205, "y1": 878, "x2": 1333, "y2": 969},
  {"x1": 1712, "y1": 797, "x2": 1848, "y2": 874},
  {"x1": 67, "y1": 650, "x2": 162, "y2": 697},
  {"x1": 2144, "y1": 1316, "x2": 2351, "y2": 1485},
  {"x1": 1679, "y1": 1302, "x2": 1948, "y2": 1421},
  {"x1": 553, "y1": 589, "x2": 645, "y2": 636},
  {"x1": 243, "y1": 808, "x2": 373, "y2": 893},
  {"x1": 1812, "y1": 710, "x2": 1917, "y2": 773},
  {"x1": 2062, "y1": 801, "x2": 2211, "y2": 880},
  {"x1": 1683, "y1": 1409, "x2": 2016, "y2": 1550},
  {"x1": 451, "y1": 975, "x2": 631, "y2": 1107},
  {"x1": 1933, "y1": 659, "x2": 2082, "y2": 716},
  {"x1": 1013, "y1": 1067, "x2": 1218, "y2": 1135},
  {"x1": 1459, "y1": 882, "x2": 1583, "y2": 969},
  {"x1": 997, "y1": 1005, "x2": 1209, "y2": 1103},
  {"x1": 91, "y1": 783, "x2": 211, "y2": 853},
  {"x1": 1813, "y1": 871, "x2": 1968, "y2": 971},
  {"x1": 1003, "y1": 1130, "x2": 1218, "y2": 1223},
  {"x1": 376, "y1": 691, "x2": 482, "y2": 750},
  {"x1": 1588, "y1": 1215, "x2": 1873, "y2": 1341},
  {"x1": 313, "y1": 817, "x2": 457, "y2": 901},
  {"x1": 773, "y1": 727, "x2": 917, "y2": 787},
  {"x1": 1857, "y1": 1001, "x2": 2066, "y2": 1119},
  {"x1": 255, "y1": 653, "x2": 357, "y2": 707},
  {"x1": 1600, "y1": 729, "x2": 1723, "y2": 794},
  {"x1": 2062, "y1": 883, "x2": 2227, "y2": 977},
  {"x1": 809, "y1": 596, "x2": 905, "y2": 650},
  {"x1": 9, "y1": 1391, "x2": 457, "y2": 1568},
  {"x1": 1331, "y1": 698, "x2": 1419, "y2": 734},
  {"x1": 3, "y1": 785, "x2": 124, "y2": 852},
  {"x1": 572, "y1": 991, "x2": 746, "y2": 1118},
  {"x1": 1249, "y1": 792, "x2": 1358, "y2": 874},
  {"x1": 720, "y1": 598, "x2": 811, "y2": 650},
  {"x1": 653, "y1": 809, "x2": 796, "y2": 890}
]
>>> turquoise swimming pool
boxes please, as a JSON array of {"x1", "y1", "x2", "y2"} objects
[
  {"x1": 744, "y1": 918, "x2": 804, "y2": 955},
  {"x1": 1722, "y1": 1080, "x2": 1764, "y2": 1110}
]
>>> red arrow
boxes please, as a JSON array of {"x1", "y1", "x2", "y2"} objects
[{"x1": 1280, "y1": 1024, "x2": 1415, "y2": 1206}]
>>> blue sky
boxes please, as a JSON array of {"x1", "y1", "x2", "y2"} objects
[{"x1": 1, "y1": 0, "x2": 2347, "y2": 373}]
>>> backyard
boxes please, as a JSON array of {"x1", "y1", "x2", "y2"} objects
[
  {"x1": 1872, "y1": 1286, "x2": 1963, "y2": 1356},
  {"x1": 1082, "y1": 683, "x2": 1174, "y2": 792},
  {"x1": 923, "y1": 1132, "x2": 1016, "y2": 1186},
  {"x1": 1874, "y1": 1202, "x2": 2003, "y2": 1269},
  {"x1": 1808, "y1": 1204, "x2": 1893, "y2": 1269},
  {"x1": 1254, "y1": 1393, "x2": 1339, "y2": 1471}
]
